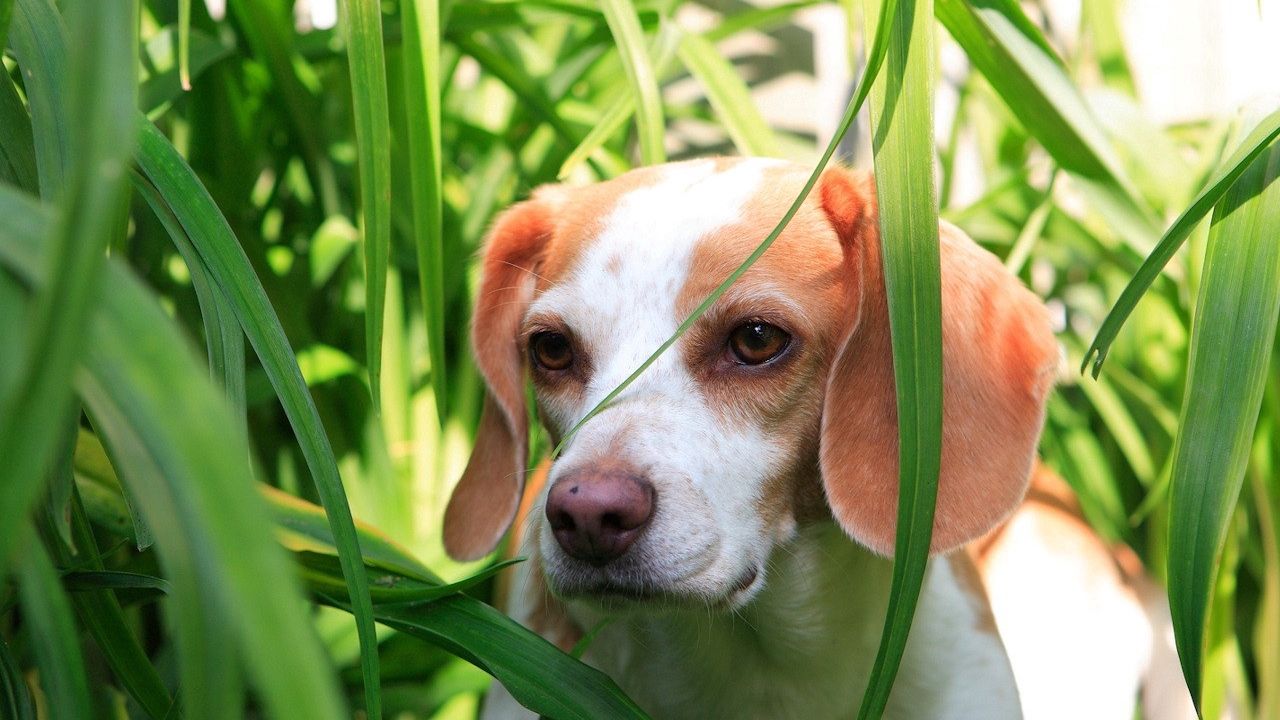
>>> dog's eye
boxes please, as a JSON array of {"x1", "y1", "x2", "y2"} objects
[
  {"x1": 530, "y1": 331, "x2": 574, "y2": 371},
  {"x1": 728, "y1": 322, "x2": 790, "y2": 365}
]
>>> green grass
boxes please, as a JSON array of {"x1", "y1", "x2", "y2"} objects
[{"x1": 2, "y1": 0, "x2": 1279, "y2": 717}]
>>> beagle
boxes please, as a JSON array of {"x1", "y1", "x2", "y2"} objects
[{"x1": 443, "y1": 158, "x2": 1195, "y2": 719}]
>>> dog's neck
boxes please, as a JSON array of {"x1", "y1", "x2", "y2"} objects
[{"x1": 544, "y1": 523, "x2": 1021, "y2": 720}]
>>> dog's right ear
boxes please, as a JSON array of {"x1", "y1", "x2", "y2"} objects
[{"x1": 443, "y1": 195, "x2": 559, "y2": 561}]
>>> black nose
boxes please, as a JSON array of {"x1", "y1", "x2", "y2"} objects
[{"x1": 545, "y1": 469, "x2": 655, "y2": 565}]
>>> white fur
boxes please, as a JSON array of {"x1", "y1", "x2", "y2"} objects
[{"x1": 529, "y1": 159, "x2": 792, "y2": 605}]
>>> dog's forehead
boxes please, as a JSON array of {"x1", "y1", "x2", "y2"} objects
[{"x1": 530, "y1": 158, "x2": 790, "y2": 321}]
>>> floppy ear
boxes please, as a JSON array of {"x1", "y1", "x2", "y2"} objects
[
  {"x1": 443, "y1": 196, "x2": 557, "y2": 561},
  {"x1": 817, "y1": 167, "x2": 1058, "y2": 556}
]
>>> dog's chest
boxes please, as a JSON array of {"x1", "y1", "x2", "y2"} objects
[{"x1": 567, "y1": 525, "x2": 1021, "y2": 720}]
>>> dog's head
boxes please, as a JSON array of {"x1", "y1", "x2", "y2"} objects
[{"x1": 443, "y1": 158, "x2": 1057, "y2": 609}]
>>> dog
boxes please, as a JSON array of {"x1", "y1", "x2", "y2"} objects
[{"x1": 442, "y1": 158, "x2": 1194, "y2": 719}]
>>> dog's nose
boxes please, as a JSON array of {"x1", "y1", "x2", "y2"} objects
[{"x1": 545, "y1": 469, "x2": 655, "y2": 565}]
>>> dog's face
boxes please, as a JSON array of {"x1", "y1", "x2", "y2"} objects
[{"x1": 443, "y1": 158, "x2": 1057, "y2": 611}]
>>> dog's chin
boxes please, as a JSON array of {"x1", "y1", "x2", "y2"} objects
[{"x1": 545, "y1": 563, "x2": 764, "y2": 613}]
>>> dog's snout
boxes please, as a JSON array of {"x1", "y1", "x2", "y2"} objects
[{"x1": 545, "y1": 469, "x2": 655, "y2": 565}]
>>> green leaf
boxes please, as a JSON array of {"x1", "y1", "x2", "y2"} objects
[
  {"x1": 935, "y1": 0, "x2": 1158, "y2": 253},
  {"x1": 133, "y1": 118, "x2": 379, "y2": 720},
  {"x1": 1165, "y1": 143, "x2": 1280, "y2": 709},
  {"x1": 341, "y1": 0, "x2": 393, "y2": 444},
  {"x1": 401, "y1": 0, "x2": 448, "y2": 424},
  {"x1": 15, "y1": 533, "x2": 91, "y2": 720},
  {"x1": 322, "y1": 593, "x2": 650, "y2": 720},
  {"x1": 0, "y1": 0, "x2": 135, "y2": 574},
  {"x1": 0, "y1": 635, "x2": 36, "y2": 720},
  {"x1": 0, "y1": 184, "x2": 348, "y2": 720},
  {"x1": 858, "y1": 0, "x2": 943, "y2": 716},
  {"x1": 0, "y1": 71, "x2": 38, "y2": 193},
  {"x1": 676, "y1": 32, "x2": 779, "y2": 157},
  {"x1": 1083, "y1": 108, "x2": 1280, "y2": 375},
  {"x1": 62, "y1": 570, "x2": 172, "y2": 596},
  {"x1": 599, "y1": 0, "x2": 665, "y2": 165}
]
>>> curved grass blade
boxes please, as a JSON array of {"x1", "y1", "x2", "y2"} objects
[
  {"x1": 401, "y1": 0, "x2": 448, "y2": 424},
  {"x1": 935, "y1": 0, "x2": 1158, "y2": 254},
  {"x1": 341, "y1": 0, "x2": 393, "y2": 437},
  {"x1": 320, "y1": 593, "x2": 650, "y2": 720},
  {"x1": 1082, "y1": 108, "x2": 1280, "y2": 376},
  {"x1": 5, "y1": 0, "x2": 68, "y2": 195},
  {"x1": 133, "y1": 118, "x2": 380, "y2": 720},
  {"x1": 62, "y1": 570, "x2": 172, "y2": 596},
  {"x1": 0, "y1": 71, "x2": 38, "y2": 193},
  {"x1": 0, "y1": 185, "x2": 348, "y2": 720},
  {"x1": 676, "y1": 32, "x2": 779, "y2": 157},
  {"x1": 0, "y1": 635, "x2": 35, "y2": 720},
  {"x1": 599, "y1": 0, "x2": 665, "y2": 165},
  {"x1": 15, "y1": 533, "x2": 91, "y2": 720},
  {"x1": 857, "y1": 0, "x2": 942, "y2": 716},
  {"x1": 558, "y1": 24, "x2": 682, "y2": 179},
  {"x1": 1165, "y1": 144, "x2": 1280, "y2": 710},
  {"x1": 553, "y1": 0, "x2": 900, "y2": 456},
  {"x1": 132, "y1": 172, "x2": 247, "y2": 436},
  {"x1": 0, "y1": 0, "x2": 135, "y2": 572}
]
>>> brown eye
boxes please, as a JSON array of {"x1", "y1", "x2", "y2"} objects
[
  {"x1": 728, "y1": 322, "x2": 790, "y2": 365},
  {"x1": 530, "y1": 331, "x2": 574, "y2": 371}
]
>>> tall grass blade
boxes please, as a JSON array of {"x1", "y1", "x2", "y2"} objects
[
  {"x1": 341, "y1": 0, "x2": 393, "y2": 438},
  {"x1": 0, "y1": 635, "x2": 35, "y2": 720},
  {"x1": 0, "y1": 72, "x2": 38, "y2": 193},
  {"x1": 857, "y1": 0, "x2": 942, "y2": 715},
  {"x1": 554, "y1": 0, "x2": 900, "y2": 456},
  {"x1": 1165, "y1": 144, "x2": 1280, "y2": 709},
  {"x1": 178, "y1": 0, "x2": 191, "y2": 90},
  {"x1": 558, "y1": 25, "x2": 682, "y2": 179},
  {"x1": 0, "y1": 184, "x2": 348, "y2": 720},
  {"x1": 321, "y1": 593, "x2": 650, "y2": 719},
  {"x1": 134, "y1": 118, "x2": 380, "y2": 720},
  {"x1": 0, "y1": 0, "x2": 135, "y2": 571},
  {"x1": 6, "y1": 0, "x2": 67, "y2": 195},
  {"x1": 1083, "y1": 109, "x2": 1280, "y2": 375},
  {"x1": 401, "y1": 0, "x2": 448, "y2": 423},
  {"x1": 15, "y1": 534, "x2": 91, "y2": 720},
  {"x1": 676, "y1": 33, "x2": 779, "y2": 157},
  {"x1": 599, "y1": 0, "x2": 665, "y2": 165},
  {"x1": 936, "y1": 0, "x2": 1157, "y2": 250}
]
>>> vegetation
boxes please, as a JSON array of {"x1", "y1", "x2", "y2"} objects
[{"x1": 1, "y1": 0, "x2": 1277, "y2": 718}]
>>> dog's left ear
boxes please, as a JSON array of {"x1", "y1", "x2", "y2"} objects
[
  {"x1": 443, "y1": 191, "x2": 561, "y2": 561},
  {"x1": 816, "y1": 167, "x2": 1058, "y2": 556}
]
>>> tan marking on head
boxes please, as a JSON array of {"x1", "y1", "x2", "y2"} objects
[
  {"x1": 535, "y1": 167, "x2": 668, "y2": 289},
  {"x1": 673, "y1": 162, "x2": 859, "y2": 530}
]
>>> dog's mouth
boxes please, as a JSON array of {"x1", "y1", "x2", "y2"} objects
[{"x1": 552, "y1": 564, "x2": 763, "y2": 610}]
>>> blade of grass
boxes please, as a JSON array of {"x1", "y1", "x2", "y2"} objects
[
  {"x1": 1083, "y1": 109, "x2": 1280, "y2": 376},
  {"x1": 132, "y1": 171, "x2": 247, "y2": 438},
  {"x1": 6, "y1": 0, "x2": 67, "y2": 195},
  {"x1": 0, "y1": 184, "x2": 348, "y2": 720},
  {"x1": 319, "y1": 592, "x2": 649, "y2": 719},
  {"x1": 401, "y1": 0, "x2": 448, "y2": 424},
  {"x1": 0, "y1": 71, "x2": 38, "y2": 193},
  {"x1": 133, "y1": 117, "x2": 380, "y2": 720},
  {"x1": 341, "y1": 0, "x2": 393, "y2": 440},
  {"x1": 1165, "y1": 143, "x2": 1280, "y2": 709},
  {"x1": 935, "y1": 0, "x2": 1158, "y2": 252},
  {"x1": 0, "y1": 0, "x2": 135, "y2": 572},
  {"x1": 553, "y1": 0, "x2": 900, "y2": 456},
  {"x1": 558, "y1": 24, "x2": 682, "y2": 179},
  {"x1": 178, "y1": 0, "x2": 191, "y2": 89},
  {"x1": 15, "y1": 532, "x2": 91, "y2": 720},
  {"x1": 599, "y1": 0, "x2": 665, "y2": 165},
  {"x1": 676, "y1": 32, "x2": 779, "y2": 157},
  {"x1": 0, "y1": 635, "x2": 35, "y2": 720},
  {"x1": 857, "y1": 0, "x2": 943, "y2": 715}
]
